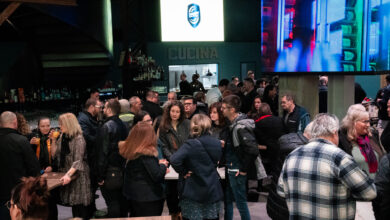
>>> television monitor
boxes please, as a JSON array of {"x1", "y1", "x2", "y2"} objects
[
  {"x1": 261, "y1": 0, "x2": 390, "y2": 73},
  {"x1": 160, "y1": 0, "x2": 224, "y2": 42}
]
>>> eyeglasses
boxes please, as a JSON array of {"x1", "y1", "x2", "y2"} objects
[
  {"x1": 5, "y1": 201, "x2": 15, "y2": 210},
  {"x1": 184, "y1": 102, "x2": 194, "y2": 106}
]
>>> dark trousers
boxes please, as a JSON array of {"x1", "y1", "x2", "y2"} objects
[
  {"x1": 87, "y1": 172, "x2": 98, "y2": 218},
  {"x1": 48, "y1": 188, "x2": 59, "y2": 220},
  {"x1": 72, "y1": 204, "x2": 89, "y2": 219},
  {"x1": 166, "y1": 180, "x2": 180, "y2": 214},
  {"x1": 0, "y1": 200, "x2": 11, "y2": 220},
  {"x1": 128, "y1": 199, "x2": 164, "y2": 217},
  {"x1": 101, "y1": 185, "x2": 127, "y2": 217}
]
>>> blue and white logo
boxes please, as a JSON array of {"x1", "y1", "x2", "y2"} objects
[{"x1": 188, "y1": 3, "x2": 201, "y2": 28}]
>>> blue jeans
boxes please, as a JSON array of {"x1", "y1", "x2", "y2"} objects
[{"x1": 224, "y1": 172, "x2": 251, "y2": 220}]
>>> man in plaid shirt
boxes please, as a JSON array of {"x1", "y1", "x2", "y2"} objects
[{"x1": 277, "y1": 113, "x2": 377, "y2": 219}]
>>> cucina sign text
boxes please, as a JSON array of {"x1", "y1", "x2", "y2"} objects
[{"x1": 168, "y1": 47, "x2": 218, "y2": 60}]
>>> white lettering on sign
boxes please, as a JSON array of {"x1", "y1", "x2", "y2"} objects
[{"x1": 168, "y1": 47, "x2": 218, "y2": 60}]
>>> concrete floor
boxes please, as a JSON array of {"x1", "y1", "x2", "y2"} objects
[
  {"x1": 58, "y1": 190, "x2": 271, "y2": 220},
  {"x1": 58, "y1": 190, "x2": 375, "y2": 220}
]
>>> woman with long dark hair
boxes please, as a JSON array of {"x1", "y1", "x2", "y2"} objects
[
  {"x1": 247, "y1": 96, "x2": 262, "y2": 120},
  {"x1": 120, "y1": 122, "x2": 168, "y2": 217},
  {"x1": 262, "y1": 84, "x2": 278, "y2": 116},
  {"x1": 15, "y1": 113, "x2": 31, "y2": 137},
  {"x1": 209, "y1": 102, "x2": 228, "y2": 139},
  {"x1": 159, "y1": 101, "x2": 190, "y2": 219}
]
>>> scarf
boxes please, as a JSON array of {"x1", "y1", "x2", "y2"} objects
[
  {"x1": 35, "y1": 134, "x2": 52, "y2": 165},
  {"x1": 356, "y1": 135, "x2": 378, "y2": 173},
  {"x1": 60, "y1": 134, "x2": 71, "y2": 168},
  {"x1": 255, "y1": 114, "x2": 272, "y2": 123}
]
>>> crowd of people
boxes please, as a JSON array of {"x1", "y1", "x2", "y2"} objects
[{"x1": 2, "y1": 72, "x2": 390, "y2": 220}]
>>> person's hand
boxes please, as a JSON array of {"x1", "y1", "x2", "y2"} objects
[
  {"x1": 235, "y1": 171, "x2": 247, "y2": 177},
  {"x1": 159, "y1": 159, "x2": 169, "y2": 167},
  {"x1": 60, "y1": 174, "x2": 72, "y2": 185},
  {"x1": 48, "y1": 130, "x2": 57, "y2": 141},
  {"x1": 220, "y1": 140, "x2": 225, "y2": 148},
  {"x1": 44, "y1": 166, "x2": 52, "y2": 173},
  {"x1": 98, "y1": 180, "x2": 104, "y2": 186},
  {"x1": 30, "y1": 137, "x2": 39, "y2": 145},
  {"x1": 258, "y1": 145, "x2": 267, "y2": 150},
  {"x1": 184, "y1": 171, "x2": 192, "y2": 179}
]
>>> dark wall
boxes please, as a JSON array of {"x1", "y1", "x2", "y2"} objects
[
  {"x1": 35, "y1": 0, "x2": 113, "y2": 54},
  {"x1": 111, "y1": 0, "x2": 261, "y2": 43}
]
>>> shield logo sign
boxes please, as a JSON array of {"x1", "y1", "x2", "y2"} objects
[{"x1": 188, "y1": 3, "x2": 201, "y2": 28}]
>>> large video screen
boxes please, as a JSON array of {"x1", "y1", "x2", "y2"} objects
[
  {"x1": 160, "y1": 0, "x2": 224, "y2": 42},
  {"x1": 261, "y1": 0, "x2": 390, "y2": 73}
]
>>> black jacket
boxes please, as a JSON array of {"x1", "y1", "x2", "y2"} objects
[
  {"x1": 266, "y1": 132, "x2": 309, "y2": 220},
  {"x1": 170, "y1": 135, "x2": 223, "y2": 203},
  {"x1": 187, "y1": 108, "x2": 206, "y2": 120},
  {"x1": 0, "y1": 128, "x2": 40, "y2": 201},
  {"x1": 262, "y1": 95, "x2": 279, "y2": 116},
  {"x1": 381, "y1": 123, "x2": 390, "y2": 152},
  {"x1": 242, "y1": 89, "x2": 258, "y2": 114},
  {"x1": 123, "y1": 155, "x2": 166, "y2": 202},
  {"x1": 96, "y1": 115, "x2": 128, "y2": 182},
  {"x1": 142, "y1": 101, "x2": 163, "y2": 121},
  {"x1": 373, "y1": 154, "x2": 390, "y2": 220},
  {"x1": 159, "y1": 119, "x2": 190, "y2": 161},
  {"x1": 254, "y1": 115, "x2": 285, "y2": 172},
  {"x1": 29, "y1": 130, "x2": 55, "y2": 170},
  {"x1": 282, "y1": 105, "x2": 310, "y2": 133},
  {"x1": 189, "y1": 80, "x2": 206, "y2": 93},
  {"x1": 78, "y1": 111, "x2": 99, "y2": 168},
  {"x1": 180, "y1": 80, "x2": 192, "y2": 96}
]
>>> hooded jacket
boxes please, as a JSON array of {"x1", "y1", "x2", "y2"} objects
[{"x1": 226, "y1": 113, "x2": 259, "y2": 172}]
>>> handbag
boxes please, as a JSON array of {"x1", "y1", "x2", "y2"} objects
[{"x1": 104, "y1": 166, "x2": 123, "y2": 190}]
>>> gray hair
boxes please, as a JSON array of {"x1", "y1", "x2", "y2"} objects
[
  {"x1": 0, "y1": 111, "x2": 17, "y2": 128},
  {"x1": 168, "y1": 92, "x2": 177, "y2": 100},
  {"x1": 303, "y1": 121, "x2": 314, "y2": 139},
  {"x1": 310, "y1": 113, "x2": 339, "y2": 139},
  {"x1": 341, "y1": 104, "x2": 369, "y2": 141},
  {"x1": 129, "y1": 96, "x2": 140, "y2": 108},
  {"x1": 119, "y1": 99, "x2": 130, "y2": 113}
]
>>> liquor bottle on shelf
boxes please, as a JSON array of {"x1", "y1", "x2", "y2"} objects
[
  {"x1": 3, "y1": 91, "x2": 8, "y2": 104},
  {"x1": 127, "y1": 48, "x2": 132, "y2": 64}
]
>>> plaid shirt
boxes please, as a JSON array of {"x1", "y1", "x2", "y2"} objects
[{"x1": 277, "y1": 139, "x2": 377, "y2": 220}]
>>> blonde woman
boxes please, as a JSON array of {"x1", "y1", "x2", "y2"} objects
[
  {"x1": 339, "y1": 104, "x2": 386, "y2": 179},
  {"x1": 50, "y1": 113, "x2": 91, "y2": 219},
  {"x1": 170, "y1": 114, "x2": 223, "y2": 220}
]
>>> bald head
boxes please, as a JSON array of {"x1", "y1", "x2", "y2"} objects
[{"x1": 1, "y1": 111, "x2": 17, "y2": 129}]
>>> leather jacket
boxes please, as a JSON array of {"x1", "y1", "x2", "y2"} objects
[{"x1": 96, "y1": 115, "x2": 128, "y2": 182}]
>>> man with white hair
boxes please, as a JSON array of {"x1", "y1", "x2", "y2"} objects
[
  {"x1": 0, "y1": 111, "x2": 40, "y2": 220},
  {"x1": 167, "y1": 92, "x2": 177, "y2": 102},
  {"x1": 277, "y1": 113, "x2": 377, "y2": 220}
]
